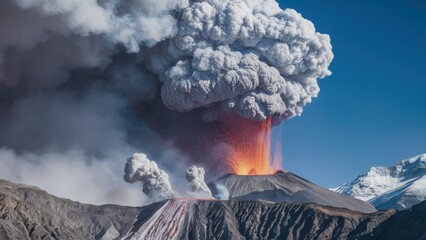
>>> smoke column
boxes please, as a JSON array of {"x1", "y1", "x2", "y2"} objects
[
  {"x1": 186, "y1": 165, "x2": 212, "y2": 198},
  {"x1": 124, "y1": 156, "x2": 212, "y2": 200},
  {"x1": 143, "y1": 0, "x2": 333, "y2": 175},
  {"x1": 124, "y1": 153, "x2": 178, "y2": 200},
  {"x1": 0, "y1": 0, "x2": 333, "y2": 204}
]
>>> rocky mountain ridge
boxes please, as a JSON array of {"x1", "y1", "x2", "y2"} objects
[
  {"x1": 0, "y1": 179, "x2": 138, "y2": 240},
  {"x1": 1, "y1": 177, "x2": 426, "y2": 240},
  {"x1": 334, "y1": 154, "x2": 426, "y2": 210}
]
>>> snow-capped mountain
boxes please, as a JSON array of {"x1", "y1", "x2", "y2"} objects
[{"x1": 333, "y1": 154, "x2": 426, "y2": 210}]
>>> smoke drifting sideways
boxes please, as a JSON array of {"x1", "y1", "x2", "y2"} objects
[
  {"x1": 0, "y1": 0, "x2": 191, "y2": 205},
  {"x1": 124, "y1": 154, "x2": 212, "y2": 201},
  {"x1": 0, "y1": 0, "x2": 333, "y2": 205}
]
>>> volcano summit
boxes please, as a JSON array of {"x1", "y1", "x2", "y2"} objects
[{"x1": 210, "y1": 172, "x2": 376, "y2": 213}]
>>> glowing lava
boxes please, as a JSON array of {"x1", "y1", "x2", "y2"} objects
[{"x1": 217, "y1": 116, "x2": 282, "y2": 175}]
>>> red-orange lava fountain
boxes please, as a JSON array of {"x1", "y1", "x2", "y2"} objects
[{"x1": 217, "y1": 115, "x2": 282, "y2": 175}]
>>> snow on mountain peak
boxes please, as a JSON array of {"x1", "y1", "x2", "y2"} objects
[
  {"x1": 333, "y1": 153, "x2": 426, "y2": 210},
  {"x1": 392, "y1": 154, "x2": 426, "y2": 177}
]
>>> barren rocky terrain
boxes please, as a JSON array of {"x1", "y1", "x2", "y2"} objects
[
  {"x1": 0, "y1": 179, "x2": 138, "y2": 240},
  {"x1": 1, "y1": 178, "x2": 425, "y2": 240},
  {"x1": 210, "y1": 172, "x2": 376, "y2": 213}
]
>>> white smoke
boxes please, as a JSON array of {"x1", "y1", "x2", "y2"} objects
[
  {"x1": 2, "y1": 0, "x2": 187, "y2": 51},
  {"x1": 213, "y1": 184, "x2": 230, "y2": 200},
  {"x1": 147, "y1": 0, "x2": 333, "y2": 122},
  {"x1": 124, "y1": 153, "x2": 178, "y2": 200},
  {"x1": 0, "y1": 0, "x2": 188, "y2": 87},
  {"x1": 186, "y1": 165, "x2": 212, "y2": 198},
  {"x1": 0, "y1": 148, "x2": 143, "y2": 206}
]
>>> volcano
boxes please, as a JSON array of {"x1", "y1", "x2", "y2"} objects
[
  {"x1": 2, "y1": 177, "x2": 426, "y2": 240},
  {"x1": 209, "y1": 171, "x2": 376, "y2": 213}
]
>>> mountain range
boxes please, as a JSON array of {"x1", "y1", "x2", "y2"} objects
[
  {"x1": 1, "y1": 173, "x2": 426, "y2": 239},
  {"x1": 333, "y1": 153, "x2": 426, "y2": 210}
]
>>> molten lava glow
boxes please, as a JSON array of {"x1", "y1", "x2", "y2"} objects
[{"x1": 218, "y1": 116, "x2": 282, "y2": 175}]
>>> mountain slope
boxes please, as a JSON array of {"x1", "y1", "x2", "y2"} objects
[
  {"x1": 1, "y1": 177, "x2": 426, "y2": 240},
  {"x1": 0, "y1": 179, "x2": 138, "y2": 240},
  {"x1": 334, "y1": 154, "x2": 426, "y2": 210},
  {"x1": 127, "y1": 199, "x2": 426, "y2": 240},
  {"x1": 370, "y1": 199, "x2": 426, "y2": 240},
  {"x1": 125, "y1": 199, "x2": 388, "y2": 240},
  {"x1": 209, "y1": 172, "x2": 376, "y2": 213}
]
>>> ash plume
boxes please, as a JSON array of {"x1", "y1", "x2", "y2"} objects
[
  {"x1": 147, "y1": 0, "x2": 333, "y2": 122},
  {"x1": 186, "y1": 165, "x2": 212, "y2": 198},
  {"x1": 0, "y1": 0, "x2": 333, "y2": 205},
  {"x1": 124, "y1": 153, "x2": 178, "y2": 200}
]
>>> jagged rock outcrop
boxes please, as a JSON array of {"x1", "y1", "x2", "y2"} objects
[
  {"x1": 209, "y1": 172, "x2": 376, "y2": 213},
  {"x1": 0, "y1": 179, "x2": 138, "y2": 240}
]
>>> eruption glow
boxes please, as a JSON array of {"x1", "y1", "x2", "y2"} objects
[{"x1": 219, "y1": 116, "x2": 282, "y2": 175}]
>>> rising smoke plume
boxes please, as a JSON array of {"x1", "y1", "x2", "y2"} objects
[
  {"x1": 0, "y1": 0, "x2": 333, "y2": 205},
  {"x1": 186, "y1": 165, "x2": 212, "y2": 198},
  {"x1": 124, "y1": 153, "x2": 178, "y2": 200},
  {"x1": 124, "y1": 154, "x2": 213, "y2": 200}
]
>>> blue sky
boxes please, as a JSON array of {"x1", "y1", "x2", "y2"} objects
[{"x1": 275, "y1": 0, "x2": 426, "y2": 187}]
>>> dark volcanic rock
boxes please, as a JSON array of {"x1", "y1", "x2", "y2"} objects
[
  {"x1": 0, "y1": 179, "x2": 138, "y2": 240},
  {"x1": 128, "y1": 200, "x2": 426, "y2": 240},
  {"x1": 1, "y1": 178, "x2": 426, "y2": 240},
  {"x1": 209, "y1": 172, "x2": 376, "y2": 213},
  {"x1": 126, "y1": 199, "x2": 395, "y2": 240},
  {"x1": 369, "y1": 200, "x2": 426, "y2": 239}
]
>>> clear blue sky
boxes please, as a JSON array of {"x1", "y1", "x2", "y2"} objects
[{"x1": 276, "y1": 0, "x2": 426, "y2": 187}]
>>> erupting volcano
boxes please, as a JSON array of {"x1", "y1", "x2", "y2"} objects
[{"x1": 217, "y1": 116, "x2": 282, "y2": 175}]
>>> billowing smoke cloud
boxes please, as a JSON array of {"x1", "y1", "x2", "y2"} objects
[
  {"x1": 0, "y1": 0, "x2": 190, "y2": 205},
  {"x1": 1, "y1": 0, "x2": 332, "y2": 121},
  {"x1": 0, "y1": 0, "x2": 333, "y2": 205},
  {"x1": 124, "y1": 153, "x2": 178, "y2": 200},
  {"x1": 147, "y1": 0, "x2": 333, "y2": 122},
  {"x1": 186, "y1": 165, "x2": 212, "y2": 198}
]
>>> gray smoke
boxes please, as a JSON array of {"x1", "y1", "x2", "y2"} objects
[
  {"x1": 186, "y1": 165, "x2": 212, "y2": 198},
  {"x1": 0, "y1": 0, "x2": 187, "y2": 87},
  {"x1": 0, "y1": 0, "x2": 333, "y2": 205},
  {"x1": 124, "y1": 153, "x2": 178, "y2": 200},
  {"x1": 147, "y1": 0, "x2": 333, "y2": 122},
  {"x1": 124, "y1": 156, "x2": 213, "y2": 200}
]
